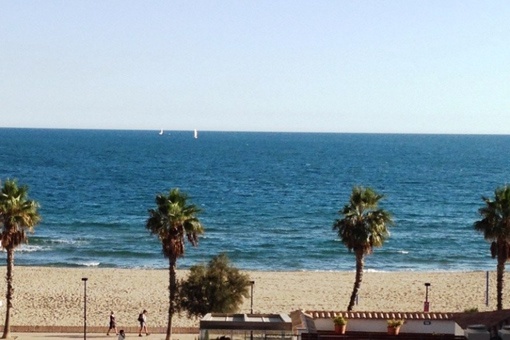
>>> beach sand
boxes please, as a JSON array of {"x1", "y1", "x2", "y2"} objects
[{"x1": 0, "y1": 267, "x2": 506, "y2": 329}]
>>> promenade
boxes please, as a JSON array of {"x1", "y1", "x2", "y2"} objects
[
  {"x1": 2, "y1": 326, "x2": 199, "y2": 340},
  {"x1": 9, "y1": 333, "x2": 198, "y2": 340}
]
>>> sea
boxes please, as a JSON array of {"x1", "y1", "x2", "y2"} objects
[{"x1": 0, "y1": 128, "x2": 509, "y2": 273}]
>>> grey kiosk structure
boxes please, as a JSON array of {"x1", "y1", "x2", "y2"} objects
[{"x1": 200, "y1": 313, "x2": 293, "y2": 340}]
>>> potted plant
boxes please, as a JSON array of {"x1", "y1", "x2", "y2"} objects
[
  {"x1": 387, "y1": 319, "x2": 404, "y2": 335},
  {"x1": 333, "y1": 315, "x2": 347, "y2": 334}
]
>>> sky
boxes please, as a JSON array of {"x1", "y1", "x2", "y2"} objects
[{"x1": 1, "y1": 1, "x2": 509, "y2": 134}]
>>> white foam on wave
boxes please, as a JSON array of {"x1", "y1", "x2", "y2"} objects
[
  {"x1": 79, "y1": 261, "x2": 100, "y2": 267},
  {"x1": 364, "y1": 268, "x2": 388, "y2": 273},
  {"x1": 398, "y1": 250, "x2": 409, "y2": 254},
  {"x1": 305, "y1": 269, "x2": 354, "y2": 273},
  {"x1": 50, "y1": 238, "x2": 87, "y2": 245},
  {"x1": 14, "y1": 245, "x2": 47, "y2": 253}
]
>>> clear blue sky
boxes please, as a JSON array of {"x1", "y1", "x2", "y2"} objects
[{"x1": 1, "y1": 1, "x2": 509, "y2": 133}]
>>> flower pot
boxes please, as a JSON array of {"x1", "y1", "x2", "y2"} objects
[
  {"x1": 335, "y1": 324, "x2": 346, "y2": 334},
  {"x1": 387, "y1": 326, "x2": 400, "y2": 335}
]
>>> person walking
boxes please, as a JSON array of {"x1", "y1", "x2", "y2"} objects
[
  {"x1": 107, "y1": 311, "x2": 118, "y2": 336},
  {"x1": 138, "y1": 309, "x2": 149, "y2": 336}
]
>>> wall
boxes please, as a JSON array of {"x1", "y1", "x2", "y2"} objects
[{"x1": 314, "y1": 318, "x2": 462, "y2": 335}]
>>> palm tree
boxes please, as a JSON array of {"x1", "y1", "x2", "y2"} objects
[
  {"x1": 333, "y1": 186, "x2": 393, "y2": 311},
  {"x1": 474, "y1": 185, "x2": 510, "y2": 311},
  {"x1": 146, "y1": 188, "x2": 204, "y2": 340},
  {"x1": 0, "y1": 179, "x2": 41, "y2": 339}
]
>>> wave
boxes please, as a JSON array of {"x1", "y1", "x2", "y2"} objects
[
  {"x1": 14, "y1": 245, "x2": 48, "y2": 253},
  {"x1": 364, "y1": 268, "x2": 389, "y2": 273},
  {"x1": 48, "y1": 238, "x2": 88, "y2": 245},
  {"x1": 37, "y1": 261, "x2": 103, "y2": 268}
]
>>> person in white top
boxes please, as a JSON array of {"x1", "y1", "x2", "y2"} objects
[{"x1": 138, "y1": 309, "x2": 149, "y2": 336}]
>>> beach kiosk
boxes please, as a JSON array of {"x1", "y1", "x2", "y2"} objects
[{"x1": 200, "y1": 313, "x2": 293, "y2": 340}]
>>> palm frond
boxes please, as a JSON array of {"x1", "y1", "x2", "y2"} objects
[
  {"x1": 146, "y1": 188, "x2": 204, "y2": 259},
  {"x1": 333, "y1": 186, "x2": 393, "y2": 254},
  {"x1": 474, "y1": 186, "x2": 510, "y2": 242},
  {"x1": 0, "y1": 179, "x2": 41, "y2": 250}
]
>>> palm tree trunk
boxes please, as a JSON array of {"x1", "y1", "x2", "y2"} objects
[
  {"x1": 2, "y1": 249, "x2": 14, "y2": 339},
  {"x1": 347, "y1": 250, "x2": 364, "y2": 311},
  {"x1": 497, "y1": 256, "x2": 505, "y2": 310},
  {"x1": 166, "y1": 257, "x2": 177, "y2": 340}
]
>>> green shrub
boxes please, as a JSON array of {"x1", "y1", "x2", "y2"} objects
[{"x1": 177, "y1": 253, "x2": 251, "y2": 318}]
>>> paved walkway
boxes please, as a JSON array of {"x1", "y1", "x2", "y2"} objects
[{"x1": 10, "y1": 333, "x2": 198, "y2": 340}]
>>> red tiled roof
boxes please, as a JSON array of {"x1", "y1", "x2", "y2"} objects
[
  {"x1": 304, "y1": 310, "x2": 456, "y2": 321},
  {"x1": 302, "y1": 309, "x2": 510, "y2": 333}
]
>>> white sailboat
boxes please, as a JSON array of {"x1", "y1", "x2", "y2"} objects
[
  {"x1": 159, "y1": 129, "x2": 164, "y2": 135},
  {"x1": 194, "y1": 129, "x2": 198, "y2": 139}
]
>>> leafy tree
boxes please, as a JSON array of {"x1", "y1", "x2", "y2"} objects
[
  {"x1": 0, "y1": 179, "x2": 41, "y2": 339},
  {"x1": 474, "y1": 185, "x2": 510, "y2": 310},
  {"x1": 332, "y1": 186, "x2": 393, "y2": 311},
  {"x1": 178, "y1": 253, "x2": 251, "y2": 318},
  {"x1": 146, "y1": 188, "x2": 204, "y2": 340}
]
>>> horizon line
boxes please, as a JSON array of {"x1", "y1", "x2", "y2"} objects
[{"x1": 1, "y1": 126, "x2": 510, "y2": 136}]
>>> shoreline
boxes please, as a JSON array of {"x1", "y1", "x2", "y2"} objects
[
  {"x1": 0, "y1": 267, "x2": 506, "y2": 328},
  {"x1": 8, "y1": 263, "x2": 497, "y2": 273}
]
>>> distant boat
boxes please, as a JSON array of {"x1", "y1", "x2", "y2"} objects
[
  {"x1": 159, "y1": 129, "x2": 164, "y2": 135},
  {"x1": 194, "y1": 129, "x2": 198, "y2": 139}
]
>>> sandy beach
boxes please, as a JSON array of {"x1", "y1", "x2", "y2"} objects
[{"x1": 0, "y1": 267, "x2": 506, "y2": 329}]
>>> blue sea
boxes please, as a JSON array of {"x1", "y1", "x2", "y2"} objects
[{"x1": 1, "y1": 128, "x2": 509, "y2": 272}]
